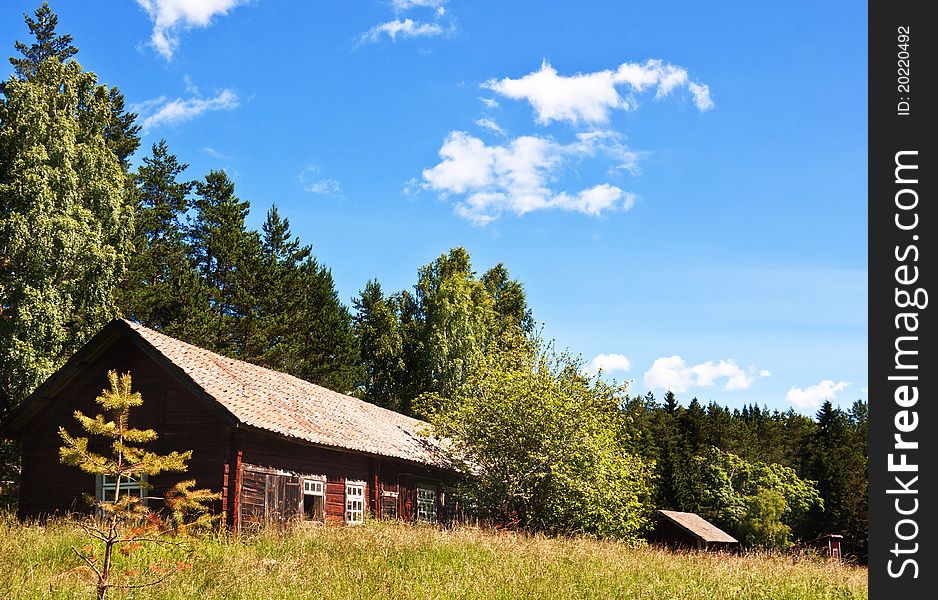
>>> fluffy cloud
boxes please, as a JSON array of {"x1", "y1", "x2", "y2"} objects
[
  {"x1": 137, "y1": 0, "x2": 246, "y2": 59},
  {"x1": 135, "y1": 89, "x2": 239, "y2": 131},
  {"x1": 360, "y1": 18, "x2": 444, "y2": 43},
  {"x1": 786, "y1": 380, "x2": 849, "y2": 409},
  {"x1": 584, "y1": 354, "x2": 632, "y2": 376},
  {"x1": 643, "y1": 356, "x2": 757, "y2": 393},
  {"x1": 484, "y1": 59, "x2": 712, "y2": 125},
  {"x1": 688, "y1": 82, "x2": 715, "y2": 111},
  {"x1": 422, "y1": 130, "x2": 637, "y2": 224}
]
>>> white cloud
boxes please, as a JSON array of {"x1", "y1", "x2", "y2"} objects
[
  {"x1": 688, "y1": 81, "x2": 714, "y2": 111},
  {"x1": 393, "y1": 0, "x2": 447, "y2": 11},
  {"x1": 484, "y1": 59, "x2": 712, "y2": 126},
  {"x1": 475, "y1": 117, "x2": 506, "y2": 136},
  {"x1": 137, "y1": 0, "x2": 246, "y2": 59},
  {"x1": 422, "y1": 130, "x2": 637, "y2": 224},
  {"x1": 201, "y1": 147, "x2": 234, "y2": 160},
  {"x1": 759, "y1": 369, "x2": 772, "y2": 378},
  {"x1": 584, "y1": 353, "x2": 632, "y2": 376},
  {"x1": 786, "y1": 380, "x2": 849, "y2": 409},
  {"x1": 643, "y1": 356, "x2": 757, "y2": 393},
  {"x1": 299, "y1": 165, "x2": 342, "y2": 196},
  {"x1": 479, "y1": 97, "x2": 500, "y2": 109},
  {"x1": 305, "y1": 179, "x2": 342, "y2": 195},
  {"x1": 135, "y1": 88, "x2": 239, "y2": 131},
  {"x1": 360, "y1": 18, "x2": 443, "y2": 43}
]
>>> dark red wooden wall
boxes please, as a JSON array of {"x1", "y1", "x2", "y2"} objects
[{"x1": 17, "y1": 338, "x2": 228, "y2": 519}]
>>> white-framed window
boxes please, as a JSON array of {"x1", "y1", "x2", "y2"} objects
[
  {"x1": 345, "y1": 480, "x2": 365, "y2": 524},
  {"x1": 96, "y1": 474, "x2": 147, "y2": 503},
  {"x1": 417, "y1": 486, "x2": 437, "y2": 522},
  {"x1": 303, "y1": 476, "x2": 326, "y2": 522}
]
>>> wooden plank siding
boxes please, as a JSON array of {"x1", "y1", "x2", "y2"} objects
[{"x1": 17, "y1": 338, "x2": 228, "y2": 520}]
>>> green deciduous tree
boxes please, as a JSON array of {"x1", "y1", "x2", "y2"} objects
[
  {"x1": 684, "y1": 446, "x2": 822, "y2": 548},
  {"x1": 0, "y1": 57, "x2": 133, "y2": 413},
  {"x1": 738, "y1": 489, "x2": 792, "y2": 550},
  {"x1": 482, "y1": 263, "x2": 534, "y2": 335},
  {"x1": 416, "y1": 247, "x2": 496, "y2": 399},
  {"x1": 419, "y1": 333, "x2": 653, "y2": 539}
]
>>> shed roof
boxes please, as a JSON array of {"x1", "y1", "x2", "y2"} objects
[
  {"x1": 657, "y1": 510, "x2": 738, "y2": 544},
  {"x1": 4, "y1": 319, "x2": 448, "y2": 469}
]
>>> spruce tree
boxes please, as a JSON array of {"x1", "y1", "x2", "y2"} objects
[
  {"x1": 353, "y1": 280, "x2": 405, "y2": 410},
  {"x1": 287, "y1": 257, "x2": 362, "y2": 392},
  {"x1": 244, "y1": 205, "x2": 311, "y2": 367},
  {"x1": 9, "y1": 2, "x2": 78, "y2": 79},
  {"x1": 482, "y1": 263, "x2": 534, "y2": 335}
]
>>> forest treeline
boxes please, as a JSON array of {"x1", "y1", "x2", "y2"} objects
[{"x1": 0, "y1": 4, "x2": 867, "y2": 558}]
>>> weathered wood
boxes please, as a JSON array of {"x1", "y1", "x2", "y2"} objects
[{"x1": 16, "y1": 338, "x2": 228, "y2": 520}]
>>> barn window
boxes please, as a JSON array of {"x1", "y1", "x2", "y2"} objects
[
  {"x1": 96, "y1": 474, "x2": 147, "y2": 504},
  {"x1": 302, "y1": 477, "x2": 326, "y2": 522},
  {"x1": 345, "y1": 481, "x2": 365, "y2": 524},
  {"x1": 417, "y1": 486, "x2": 436, "y2": 522}
]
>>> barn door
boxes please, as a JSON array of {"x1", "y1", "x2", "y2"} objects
[
  {"x1": 239, "y1": 465, "x2": 302, "y2": 529},
  {"x1": 281, "y1": 475, "x2": 302, "y2": 524}
]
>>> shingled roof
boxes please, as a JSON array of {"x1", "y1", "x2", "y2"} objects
[
  {"x1": 657, "y1": 510, "x2": 738, "y2": 544},
  {"x1": 5, "y1": 319, "x2": 448, "y2": 469}
]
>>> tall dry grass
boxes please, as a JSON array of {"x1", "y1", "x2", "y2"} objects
[{"x1": 0, "y1": 513, "x2": 866, "y2": 599}]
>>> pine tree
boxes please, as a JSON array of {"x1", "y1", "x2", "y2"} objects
[
  {"x1": 120, "y1": 141, "x2": 211, "y2": 342},
  {"x1": 187, "y1": 170, "x2": 260, "y2": 354},
  {"x1": 59, "y1": 371, "x2": 217, "y2": 599}
]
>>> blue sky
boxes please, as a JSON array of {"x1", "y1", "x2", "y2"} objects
[{"x1": 0, "y1": 1, "x2": 868, "y2": 413}]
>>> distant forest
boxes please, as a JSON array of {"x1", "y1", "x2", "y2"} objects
[{"x1": 0, "y1": 4, "x2": 867, "y2": 559}]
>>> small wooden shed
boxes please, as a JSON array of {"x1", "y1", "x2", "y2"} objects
[
  {"x1": 1, "y1": 319, "x2": 458, "y2": 531},
  {"x1": 649, "y1": 509, "x2": 739, "y2": 551},
  {"x1": 805, "y1": 534, "x2": 844, "y2": 559}
]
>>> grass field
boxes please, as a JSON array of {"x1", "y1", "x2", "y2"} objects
[{"x1": 0, "y1": 513, "x2": 867, "y2": 599}]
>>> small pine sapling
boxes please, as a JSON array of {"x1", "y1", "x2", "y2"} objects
[{"x1": 58, "y1": 371, "x2": 218, "y2": 599}]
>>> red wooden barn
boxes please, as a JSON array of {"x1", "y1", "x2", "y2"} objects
[{"x1": 1, "y1": 319, "x2": 457, "y2": 530}]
